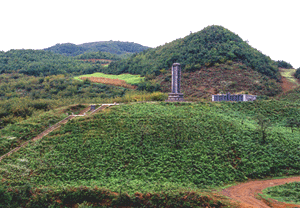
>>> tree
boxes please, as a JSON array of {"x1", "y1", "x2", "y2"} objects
[{"x1": 256, "y1": 114, "x2": 271, "y2": 143}]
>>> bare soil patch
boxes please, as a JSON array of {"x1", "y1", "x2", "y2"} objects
[
  {"x1": 281, "y1": 76, "x2": 299, "y2": 93},
  {"x1": 79, "y1": 77, "x2": 137, "y2": 89},
  {"x1": 156, "y1": 63, "x2": 282, "y2": 99},
  {"x1": 222, "y1": 177, "x2": 300, "y2": 208}
]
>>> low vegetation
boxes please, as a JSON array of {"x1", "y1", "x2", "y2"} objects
[
  {"x1": 263, "y1": 182, "x2": 300, "y2": 204},
  {"x1": 277, "y1": 86, "x2": 300, "y2": 102},
  {"x1": 1, "y1": 100, "x2": 300, "y2": 206},
  {"x1": 0, "y1": 105, "x2": 72, "y2": 156}
]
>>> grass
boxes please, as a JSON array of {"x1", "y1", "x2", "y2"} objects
[
  {"x1": 280, "y1": 68, "x2": 299, "y2": 85},
  {"x1": 74, "y1": 72, "x2": 144, "y2": 85},
  {"x1": 262, "y1": 182, "x2": 300, "y2": 204}
]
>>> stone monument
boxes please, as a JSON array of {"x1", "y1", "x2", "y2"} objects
[{"x1": 166, "y1": 63, "x2": 185, "y2": 101}]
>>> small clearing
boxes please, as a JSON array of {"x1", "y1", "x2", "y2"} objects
[
  {"x1": 279, "y1": 68, "x2": 300, "y2": 92},
  {"x1": 74, "y1": 72, "x2": 144, "y2": 85},
  {"x1": 79, "y1": 76, "x2": 137, "y2": 89}
]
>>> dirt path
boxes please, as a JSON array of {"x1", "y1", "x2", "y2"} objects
[
  {"x1": 281, "y1": 76, "x2": 299, "y2": 93},
  {"x1": 279, "y1": 68, "x2": 300, "y2": 93},
  {"x1": 222, "y1": 177, "x2": 300, "y2": 207},
  {"x1": 0, "y1": 104, "x2": 117, "y2": 162}
]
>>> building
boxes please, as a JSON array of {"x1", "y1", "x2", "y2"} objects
[{"x1": 212, "y1": 93, "x2": 256, "y2": 102}]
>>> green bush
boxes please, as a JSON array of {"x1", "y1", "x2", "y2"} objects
[
  {"x1": 263, "y1": 182, "x2": 300, "y2": 204},
  {"x1": 276, "y1": 60, "x2": 294, "y2": 69},
  {"x1": 295, "y1": 67, "x2": 300, "y2": 79}
]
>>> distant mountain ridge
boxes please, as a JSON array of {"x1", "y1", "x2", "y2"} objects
[{"x1": 44, "y1": 41, "x2": 150, "y2": 57}]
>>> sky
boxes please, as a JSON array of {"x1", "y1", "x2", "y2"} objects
[{"x1": 1, "y1": 0, "x2": 299, "y2": 68}]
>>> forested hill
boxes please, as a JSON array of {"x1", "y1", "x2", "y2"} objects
[
  {"x1": 107, "y1": 25, "x2": 281, "y2": 80},
  {"x1": 44, "y1": 41, "x2": 150, "y2": 57},
  {"x1": 0, "y1": 49, "x2": 102, "y2": 76}
]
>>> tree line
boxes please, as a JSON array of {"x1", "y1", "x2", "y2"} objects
[
  {"x1": 44, "y1": 41, "x2": 150, "y2": 56},
  {"x1": 0, "y1": 49, "x2": 104, "y2": 76}
]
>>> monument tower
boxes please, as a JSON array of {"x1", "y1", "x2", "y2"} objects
[{"x1": 166, "y1": 63, "x2": 184, "y2": 101}]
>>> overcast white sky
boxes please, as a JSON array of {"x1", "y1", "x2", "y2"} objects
[{"x1": 1, "y1": 0, "x2": 299, "y2": 68}]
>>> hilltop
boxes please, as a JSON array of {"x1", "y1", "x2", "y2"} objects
[
  {"x1": 107, "y1": 25, "x2": 281, "y2": 81},
  {"x1": 44, "y1": 41, "x2": 150, "y2": 57},
  {"x1": 103, "y1": 26, "x2": 283, "y2": 97}
]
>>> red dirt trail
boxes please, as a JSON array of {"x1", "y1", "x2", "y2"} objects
[
  {"x1": 281, "y1": 77, "x2": 299, "y2": 93},
  {"x1": 0, "y1": 105, "x2": 108, "y2": 162},
  {"x1": 222, "y1": 177, "x2": 300, "y2": 208}
]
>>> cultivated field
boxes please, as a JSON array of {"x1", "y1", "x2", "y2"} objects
[{"x1": 74, "y1": 72, "x2": 144, "y2": 85}]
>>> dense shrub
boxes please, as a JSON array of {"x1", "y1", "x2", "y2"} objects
[
  {"x1": 276, "y1": 60, "x2": 294, "y2": 69},
  {"x1": 295, "y1": 67, "x2": 300, "y2": 79},
  {"x1": 0, "y1": 49, "x2": 104, "y2": 76},
  {"x1": 44, "y1": 41, "x2": 149, "y2": 56},
  {"x1": 108, "y1": 25, "x2": 281, "y2": 80}
]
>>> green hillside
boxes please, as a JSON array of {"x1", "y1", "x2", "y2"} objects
[
  {"x1": 279, "y1": 86, "x2": 300, "y2": 102},
  {"x1": 0, "y1": 73, "x2": 129, "y2": 129},
  {"x1": 0, "y1": 49, "x2": 104, "y2": 76},
  {"x1": 1, "y1": 101, "x2": 300, "y2": 207},
  {"x1": 76, "y1": 51, "x2": 121, "y2": 61},
  {"x1": 107, "y1": 25, "x2": 280, "y2": 81},
  {"x1": 44, "y1": 41, "x2": 150, "y2": 57}
]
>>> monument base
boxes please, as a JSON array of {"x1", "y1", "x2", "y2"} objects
[{"x1": 166, "y1": 93, "x2": 185, "y2": 102}]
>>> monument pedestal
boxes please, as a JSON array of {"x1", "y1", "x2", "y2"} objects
[{"x1": 166, "y1": 93, "x2": 185, "y2": 102}]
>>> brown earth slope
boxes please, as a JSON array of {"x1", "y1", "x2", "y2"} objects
[{"x1": 155, "y1": 62, "x2": 282, "y2": 99}]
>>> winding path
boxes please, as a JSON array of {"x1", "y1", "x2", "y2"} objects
[
  {"x1": 222, "y1": 177, "x2": 300, "y2": 207},
  {"x1": 0, "y1": 103, "x2": 116, "y2": 162}
]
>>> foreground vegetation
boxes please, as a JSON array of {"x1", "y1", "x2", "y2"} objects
[
  {"x1": 1, "y1": 100, "x2": 300, "y2": 206},
  {"x1": 263, "y1": 182, "x2": 300, "y2": 204}
]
